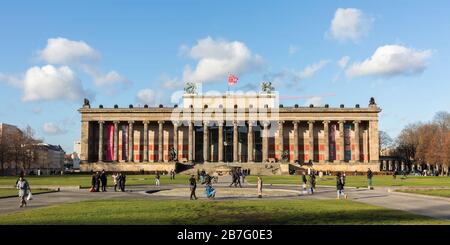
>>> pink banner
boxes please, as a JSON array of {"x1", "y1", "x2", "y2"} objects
[{"x1": 106, "y1": 124, "x2": 114, "y2": 161}]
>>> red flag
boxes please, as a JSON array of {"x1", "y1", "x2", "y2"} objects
[{"x1": 228, "y1": 74, "x2": 238, "y2": 85}]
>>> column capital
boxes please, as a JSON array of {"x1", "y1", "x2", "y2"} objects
[
  {"x1": 158, "y1": 120, "x2": 165, "y2": 124},
  {"x1": 308, "y1": 120, "x2": 315, "y2": 125},
  {"x1": 128, "y1": 120, "x2": 134, "y2": 125},
  {"x1": 113, "y1": 121, "x2": 120, "y2": 124},
  {"x1": 203, "y1": 120, "x2": 210, "y2": 126},
  {"x1": 353, "y1": 120, "x2": 361, "y2": 124},
  {"x1": 248, "y1": 120, "x2": 256, "y2": 126},
  {"x1": 233, "y1": 120, "x2": 239, "y2": 126},
  {"x1": 261, "y1": 121, "x2": 270, "y2": 127},
  {"x1": 172, "y1": 121, "x2": 179, "y2": 127},
  {"x1": 322, "y1": 120, "x2": 330, "y2": 125},
  {"x1": 292, "y1": 120, "x2": 299, "y2": 125},
  {"x1": 338, "y1": 120, "x2": 346, "y2": 124},
  {"x1": 217, "y1": 121, "x2": 224, "y2": 126},
  {"x1": 98, "y1": 120, "x2": 105, "y2": 124},
  {"x1": 143, "y1": 120, "x2": 150, "y2": 124},
  {"x1": 278, "y1": 120, "x2": 285, "y2": 125}
]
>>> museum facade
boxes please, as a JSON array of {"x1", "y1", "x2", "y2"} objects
[{"x1": 78, "y1": 93, "x2": 381, "y2": 173}]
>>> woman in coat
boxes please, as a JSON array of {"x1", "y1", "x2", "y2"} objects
[
  {"x1": 257, "y1": 176, "x2": 263, "y2": 198},
  {"x1": 16, "y1": 176, "x2": 31, "y2": 207}
]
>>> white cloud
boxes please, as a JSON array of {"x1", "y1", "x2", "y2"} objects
[
  {"x1": 42, "y1": 122, "x2": 67, "y2": 135},
  {"x1": 22, "y1": 65, "x2": 87, "y2": 101},
  {"x1": 293, "y1": 59, "x2": 330, "y2": 81},
  {"x1": 305, "y1": 96, "x2": 323, "y2": 106},
  {"x1": 338, "y1": 56, "x2": 350, "y2": 68},
  {"x1": 82, "y1": 65, "x2": 128, "y2": 87},
  {"x1": 160, "y1": 75, "x2": 184, "y2": 89},
  {"x1": 39, "y1": 37, "x2": 99, "y2": 64},
  {"x1": 182, "y1": 37, "x2": 264, "y2": 83},
  {"x1": 0, "y1": 73, "x2": 22, "y2": 87},
  {"x1": 346, "y1": 45, "x2": 432, "y2": 78},
  {"x1": 136, "y1": 89, "x2": 156, "y2": 105},
  {"x1": 328, "y1": 8, "x2": 372, "y2": 43},
  {"x1": 288, "y1": 45, "x2": 300, "y2": 55}
]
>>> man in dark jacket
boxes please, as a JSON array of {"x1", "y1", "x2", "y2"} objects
[
  {"x1": 95, "y1": 172, "x2": 100, "y2": 192},
  {"x1": 189, "y1": 175, "x2": 197, "y2": 200},
  {"x1": 367, "y1": 168, "x2": 373, "y2": 190},
  {"x1": 100, "y1": 170, "x2": 107, "y2": 192}
]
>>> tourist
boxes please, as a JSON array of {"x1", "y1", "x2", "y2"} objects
[
  {"x1": 393, "y1": 169, "x2": 397, "y2": 179},
  {"x1": 336, "y1": 172, "x2": 347, "y2": 199},
  {"x1": 172, "y1": 169, "x2": 176, "y2": 180},
  {"x1": 16, "y1": 176, "x2": 31, "y2": 208},
  {"x1": 120, "y1": 173, "x2": 126, "y2": 191},
  {"x1": 367, "y1": 168, "x2": 373, "y2": 190},
  {"x1": 301, "y1": 172, "x2": 307, "y2": 195},
  {"x1": 112, "y1": 173, "x2": 118, "y2": 192},
  {"x1": 189, "y1": 175, "x2": 197, "y2": 200},
  {"x1": 235, "y1": 170, "x2": 242, "y2": 188},
  {"x1": 204, "y1": 174, "x2": 216, "y2": 199},
  {"x1": 309, "y1": 172, "x2": 316, "y2": 195},
  {"x1": 90, "y1": 172, "x2": 97, "y2": 192},
  {"x1": 95, "y1": 172, "x2": 101, "y2": 192},
  {"x1": 100, "y1": 169, "x2": 107, "y2": 192},
  {"x1": 229, "y1": 169, "x2": 236, "y2": 187},
  {"x1": 155, "y1": 172, "x2": 160, "y2": 186},
  {"x1": 257, "y1": 176, "x2": 263, "y2": 198}
]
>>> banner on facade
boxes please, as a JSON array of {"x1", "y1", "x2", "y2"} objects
[
  {"x1": 106, "y1": 124, "x2": 114, "y2": 161},
  {"x1": 344, "y1": 124, "x2": 352, "y2": 161},
  {"x1": 122, "y1": 124, "x2": 128, "y2": 161},
  {"x1": 329, "y1": 124, "x2": 336, "y2": 161}
]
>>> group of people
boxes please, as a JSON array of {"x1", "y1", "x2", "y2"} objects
[
  {"x1": 301, "y1": 171, "x2": 316, "y2": 195},
  {"x1": 229, "y1": 168, "x2": 245, "y2": 188},
  {"x1": 90, "y1": 170, "x2": 127, "y2": 192}
]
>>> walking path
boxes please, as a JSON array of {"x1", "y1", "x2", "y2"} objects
[{"x1": 0, "y1": 183, "x2": 449, "y2": 220}]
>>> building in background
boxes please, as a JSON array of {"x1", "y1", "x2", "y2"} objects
[
  {"x1": 78, "y1": 92, "x2": 383, "y2": 174},
  {"x1": 31, "y1": 143, "x2": 65, "y2": 175}
]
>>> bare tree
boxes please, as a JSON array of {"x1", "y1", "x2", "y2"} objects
[{"x1": 379, "y1": 130, "x2": 393, "y2": 155}]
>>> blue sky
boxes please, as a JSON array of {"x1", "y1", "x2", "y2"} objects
[{"x1": 0, "y1": 0, "x2": 449, "y2": 152}]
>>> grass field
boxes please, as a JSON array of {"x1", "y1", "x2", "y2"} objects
[
  {"x1": 396, "y1": 189, "x2": 450, "y2": 198},
  {"x1": 0, "y1": 175, "x2": 190, "y2": 188},
  {"x1": 0, "y1": 188, "x2": 54, "y2": 198},
  {"x1": 0, "y1": 198, "x2": 447, "y2": 225},
  {"x1": 246, "y1": 175, "x2": 450, "y2": 188}
]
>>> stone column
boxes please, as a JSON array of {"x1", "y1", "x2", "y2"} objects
[
  {"x1": 262, "y1": 121, "x2": 269, "y2": 162},
  {"x1": 339, "y1": 120, "x2": 345, "y2": 162},
  {"x1": 143, "y1": 121, "x2": 149, "y2": 162},
  {"x1": 292, "y1": 121, "x2": 299, "y2": 163},
  {"x1": 322, "y1": 121, "x2": 330, "y2": 163},
  {"x1": 218, "y1": 121, "x2": 224, "y2": 162},
  {"x1": 277, "y1": 121, "x2": 284, "y2": 162},
  {"x1": 353, "y1": 120, "x2": 360, "y2": 162},
  {"x1": 158, "y1": 120, "x2": 164, "y2": 162},
  {"x1": 98, "y1": 121, "x2": 104, "y2": 162},
  {"x1": 113, "y1": 121, "x2": 119, "y2": 162},
  {"x1": 203, "y1": 121, "x2": 209, "y2": 162},
  {"x1": 128, "y1": 121, "x2": 134, "y2": 162},
  {"x1": 173, "y1": 122, "x2": 179, "y2": 161},
  {"x1": 363, "y1": 124, "x2": 369, "y2": 163},
  {"x1": 247, "y1": 121, "x2": 254, "y2": 162},
  {"x1": 188, "y1": 121, "x2": 193, "y2": 162},
  {"x1": 308, "y1": 120, "x2": 314, "y2": 162},
  {"x1": 233, "y1": 121, "x2": 238, "y2": 162},
  {"x1": 80, "y1": 120, "x2": 90, "y2": 162},
  {"x1": 369, "y1": 120, "x2": 379, "y2": 163}
]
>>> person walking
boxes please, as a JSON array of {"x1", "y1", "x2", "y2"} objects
[
  {"x1": 367, "y1": 168, "x2": 373, "y2": 190},
  {"x1": 112, "y1": 173, "x2": 118, "y2": 192},
  {"x1": 100, "y1": 170, "x2": 107, "y2": 192},
  {"x1": 189, "y1": 175, "x2": 198, "y2": 200},
  {"x1": 336, "y1": 172, "x2": 347, "y2": 199},
  {"x1": 301, "y1": 172, "x2": 307, "y2": 195},
  {"x1": 308, "y1": 172, "x2": 316, "y2": 195},
  {"x1": 257, "y1": 176, "x2": 263, "y2": 198},
  {"x1": 16, "y1": 176, "x2": 31, "y2": 207},
  {"x1": 228, "y1": 169, "x2": 236, "y2": 187},
  {"x1": 235, "y1": 170, "x2": 242, "y2": 188},
  {"x1": 204, "y1": 174, "x2": 216, "y2": 199},
  {"x1": 155, "y1": 172, "x2": 160, "y2": 186}
]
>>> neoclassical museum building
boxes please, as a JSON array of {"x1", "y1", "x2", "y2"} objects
[{"x1": 78, "y1": 92, "x2": 381, "y2": 174}]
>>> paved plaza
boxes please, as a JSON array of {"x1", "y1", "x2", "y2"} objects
[{"x1": 0, "y1": 179, "x2": 449, "y2": 220}]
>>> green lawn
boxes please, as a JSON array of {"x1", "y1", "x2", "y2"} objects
[
  {"x1": 247, "y1": 175, "x2": 450, "y2": 188},
  {"x1": 0, "y1": 198, "x2": 447, "y2": 225},
  {"x1": 396, "y1": 189, "x2": 450, "y2": 198},
  {"x1": 0, "y1": 188, "x2": 54, "y2": 198},
  {"x1": 0, "y1": 174, "x2": 190, "y2": 188}
]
